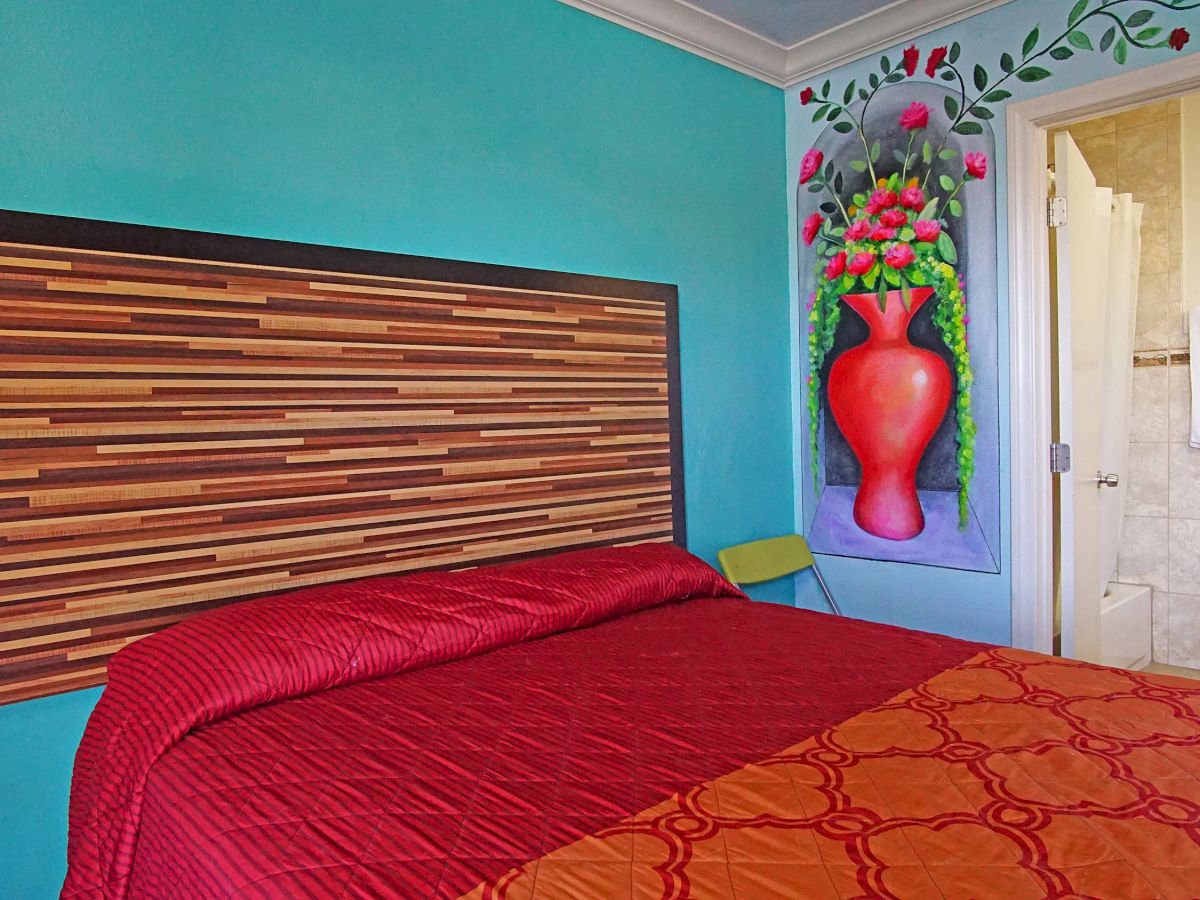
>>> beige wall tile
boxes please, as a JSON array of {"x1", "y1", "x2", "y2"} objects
[
  {"x1": 1117, "y1": 121, "x2": 1172, "y2": 201},
  {"x1": 1130, "y1": 366, "x2": 1169, "y2": 442},
  {"x1": 1154, "y1": 590, "x2": 1170, "y2": 662},
  {"x1": 1128, "y1": 442, "x2": 1169, "y2": 517},
  {"x1": 1135, "y1": 272, "x2": 1170, "y2": 350},
  {"x1": 1167, "y1": 592, "x2": 1200, "y2": 667},
  {"x1": 1119, "y1": 514, "x2": 1170, "y2": 591},
  {"x1": 1168, "y1": 517, "x2": 1200, "y2": 594},
  {"x1": 1170, "y1": 362, "x2": 1193, "y2": 443},
  {"x1": 1169, "y1": 442, "x2": 1200, "y2": 518}
]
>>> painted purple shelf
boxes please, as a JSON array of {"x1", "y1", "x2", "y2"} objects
[{"x1": 808, "y1": 486, "x2": 998, "y2": 573}]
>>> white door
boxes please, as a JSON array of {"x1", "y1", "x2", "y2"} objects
[{"x1": 1054, "y1": 131, "x2": 1113, "y2": 663}]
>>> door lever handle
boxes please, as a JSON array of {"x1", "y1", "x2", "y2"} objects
[{"x1": 1096, "y1": 471, "x2": 1119, "y2": 488}]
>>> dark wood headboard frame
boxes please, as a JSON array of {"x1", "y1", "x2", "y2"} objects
[{"x1": 0, "y1": 210, "x2": 684, "y2": 703}]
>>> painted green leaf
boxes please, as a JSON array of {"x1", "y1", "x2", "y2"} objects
[
  {"x1": 870, "y1": 140, "x2": 881, "y2": 162},
  {"x1": 901, "y1": 276, "x2": 913, "y2": 310},
  {"x1": 1100, "y1": 26, "x2": 1116, "y2": 51},
  {"x1": 940, "y1": 70, "x2": 956, "y2": 82},
  {"x1": 824, "y1": 161, "x2": 835, "y2": 180},
  {"x1": 893, "y1": 148, "x2": 909, "y2": 164},
  {"x1": 834, "y1": 172, "x2": 844, "y2": 193},
  {"x1": 1068, "y1": 30, "x2": 1093, "y2": 51},
  {"x1": 869, "y1": 72, "x2": 879, "y2": 89},
  {"x1": 937, "y1": 232, "x2": 958, "y2": 264},
  {"x1": 938, "y1": 148, "x2": 958, "y2": 160},
  {"x1": 882, "y1": 267, "x2": 901, "y2": 288},
  {"x1": 833, "y1": 120, "x2": 854, "y2": 133},
  {"x1": 880, "y1": 55, "x2": 891, "y2": 74},
  {"x1": 948, "y1": 198, "x2": 964, "y2": 217},
  {"x1": 1127, "y1": 9, "x2": 1153, "y2": 27},
  {"x1": 949, "y1": 41, "x2": 962, "y2": 64},
  {"x1": 1136, "y1": 27, "x2": 1163, "y2": 42},
  {"x1": 944, "y1": 95, "x2": 960, "y2": 119},
  {"x1": 1114, "y1": 36, "x2": 1128, "y2": 64},
  {"x1": 885, "y1": 71, "x2": 904, "y2": 83},
  {"x1": 877, "y1": 274, "x2": 888, "y2": 310},
  {"x1": 939, "y1": 174, "x2": 956, "y2": 191},
  {"x1": 858, "y1": 87, "x2": 869, "y2": 101},
  {"x1": 953, "y1": 121, "x2": 984, "y2": 135},
  {"x1": 922, "y1": 141, "x2": 933, "y2": 165},
  {"x1": 862, "y1": 264, "x2": 880, "y2": 290},
  {"x1": 970, "y1": 107, "x2": 995, "y2": 119},
  {"x1": 1017, "y1": 66, "x2": 1053, "y2": 82},
  {"x1": 849, "y1": 159, "x2": 868, "y2": 173},
  {"x1": 1067, "y1": 0, "x2": 1089, "y2": 28},
  {"x1": 899, "y1": 227, "x2": 916, "y2": 242},
  {"x1": 918, "y1": 199, "x2": 940, "y2": 221},
  {"x1": 811, "y1": 106, "x2": 826, "y2": 123},
  {"x1": 973, "y1": 64, "x2": 988, "y2": 91},
  {"x1": 853, "y1": 192, "x2": 869, "y2": 207},
  {"x1": 1051, "y1": 47, "x2": 1075, "y2": 60},
  {"x1": 807, "y1": 183, "x2": 823, "y2": 193},
  {"x1": 843, "y1": 80, "x2": 856, "y2": 104},
  {"x1": 822, "y1": 79, "x2": 831, "y2": 97},
  {"x1": 1022, "y1": 26, "x2": 1040, "y2": 57},
  {"x1": 820, "y1": 201, "x2": 838, "y2": 214},
  {"x1": 983, "y1": 89, "x2": 1012, "y2": 102},
  {"x1": 1001, "y1": 52, "x2": 1015, "y2": 73}
]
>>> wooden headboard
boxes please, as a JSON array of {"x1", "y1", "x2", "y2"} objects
[{"x1": 0, "y1": 211, "x2": 684, "y2": 703}]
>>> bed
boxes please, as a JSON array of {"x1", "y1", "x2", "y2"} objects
[{"x1": 62, "y1": 543, "x2": 1200, "y2": 899}]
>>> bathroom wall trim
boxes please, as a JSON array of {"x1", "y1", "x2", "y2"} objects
[{"x1": 1008, "y1": 52, "x2": 1200, "y2": 654}]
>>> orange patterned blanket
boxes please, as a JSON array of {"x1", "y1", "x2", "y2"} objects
[{"x1": 468, "y1": 649, "x2": 1200, "y2": 899}]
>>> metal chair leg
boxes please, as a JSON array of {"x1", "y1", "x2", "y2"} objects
[{"x1": 810, "y1": 562, "x2": 841, "y2": 616}]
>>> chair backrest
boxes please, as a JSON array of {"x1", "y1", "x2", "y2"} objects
[{"x1": 717, "y1": 534, "x2": 816, "y2": 586}]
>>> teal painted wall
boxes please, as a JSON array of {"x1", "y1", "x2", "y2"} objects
[
  {"x1": 0, "y1": 2, "x2": 790, "y2": 895},
  {"x1": 787, "y1": 0, "x2": 1200, "y2": 639}
]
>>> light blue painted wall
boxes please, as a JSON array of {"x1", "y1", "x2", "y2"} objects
[
  {"x1": 787, "y1": 0, "x2": 1200, "y2": 636},
  {"x1": 0, "y1": 2, "x2": 791, "y2": 895}
]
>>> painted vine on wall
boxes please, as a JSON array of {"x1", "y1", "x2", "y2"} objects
[{"x1": 799, "y1": 0, "x2": 1196, "y2": 532}]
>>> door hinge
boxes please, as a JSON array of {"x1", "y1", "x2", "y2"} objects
[
  {"x1": 1048, "y1": 196, "x2": 1068, "y2": 228},
  {"x1": 1051, "y1": 442, "x2": 1072, "y2": 474}
]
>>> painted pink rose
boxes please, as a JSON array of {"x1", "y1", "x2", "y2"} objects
[
  {"x1": 898, "y1": 102, "x2": 929, "y2": 131},
  {"x1": 825, "y1": 251, "x2": 847, "y2": 280},
  {"x1": 847, "y1": 251, "x2": 876, "y2": 276},
  {"x1": 879, "y1": 208, "x2": 908, "y2": 228},
  {"x1": 900, "y1": 186, "x2": 926, "y2": 211},
  {"x1": 844, "y1": 219, "x2": 871, "y2": 241},
  {"x1": 925, "y1": 46, "x2": 947, "y2": 77},
  {"x1": 914, "y1": 219, "x2": 942, "y2": 242},
  {"x1": 869, "y1": 225, "x2": 897, "y2": 241},
  {"x1": 802, "y1": 211, "x2": 824, "y2": 245},
  {"x1": 965, "y1": 152, "x2": 988, "y2": 180},
  {"x1": 865, "y1": 189, "x2": 899, "y2": 215},
  {"x1": 1170, "y1": 27, "x2": 1190, "y2": 51},
  {"x1": 800, "y1": 148, "x2": 824, "y2": 184},
  {"x1": 800, "y1": 86, "x2": 815, "y2": 104},
  {"x1": 884, "y1": 243, "x2": 916, "y2": 269}
]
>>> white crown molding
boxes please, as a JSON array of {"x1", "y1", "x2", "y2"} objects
[
  {"x1": 556, "y1": 0, "x2": 787, "y2": 85},
  {"x1": 781, "y1": 0, "x2": 1016, "y2": 86},
  {"x1": 557, "y1": 0, "x2": 1017, "y2": 88}
]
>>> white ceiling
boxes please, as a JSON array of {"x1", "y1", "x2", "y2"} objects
[
  {"x1": 683, "y1": 0, "x2": 898, "y2": 49},
  {"x1": 558, "y1": 0, "x2": 1016, "y2": 86}
]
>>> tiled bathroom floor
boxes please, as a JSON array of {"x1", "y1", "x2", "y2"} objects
[{"x1": 1142, "y1": 661, "x2": 1200, "y2": 681}]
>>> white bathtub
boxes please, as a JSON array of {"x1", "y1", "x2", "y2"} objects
[{"x1": 1100, "y1": 581, "x2": 1152, "y2": 670}]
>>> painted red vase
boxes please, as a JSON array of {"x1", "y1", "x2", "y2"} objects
[{"x1": 827, "y1": 287, "x2": 951, "y2": 541}]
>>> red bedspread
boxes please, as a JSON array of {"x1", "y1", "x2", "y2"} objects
[{"x1": 63, "y1": 544, "x2": 981, "y2": 898}]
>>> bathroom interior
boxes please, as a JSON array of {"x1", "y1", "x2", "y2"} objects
[{"x1": 1050, "y1": 94, "x2": 1199, "y2": 679}]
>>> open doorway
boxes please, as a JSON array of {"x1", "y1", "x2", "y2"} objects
[
  {"x1": 1008, "y1": 54, "x2": 1200, "y2": 671},
  {"x1": 1048, "y1": 98, "x2": 1195, "y2": 677}
]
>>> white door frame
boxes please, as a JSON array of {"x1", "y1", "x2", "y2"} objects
[{"x1": 1008, "y1": 53, "x2": 1200, "y2": 654}]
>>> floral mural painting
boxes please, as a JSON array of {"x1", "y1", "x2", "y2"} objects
[{"x1": 798, "y1": 0, "x2": 1195, "y2": 570}]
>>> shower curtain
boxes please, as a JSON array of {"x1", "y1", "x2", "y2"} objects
[{"x1": 1097, "y1": 192, "x2": 1143, "y2": 589}]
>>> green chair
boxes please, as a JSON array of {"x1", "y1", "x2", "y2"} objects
[{"x1": 717, "y1": 534, "x2": 841, "y2": 615}]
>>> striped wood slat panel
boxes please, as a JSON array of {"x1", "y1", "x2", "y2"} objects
[{"x1": 0, "y1": 214, "x2": 683, "y2": 703}]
